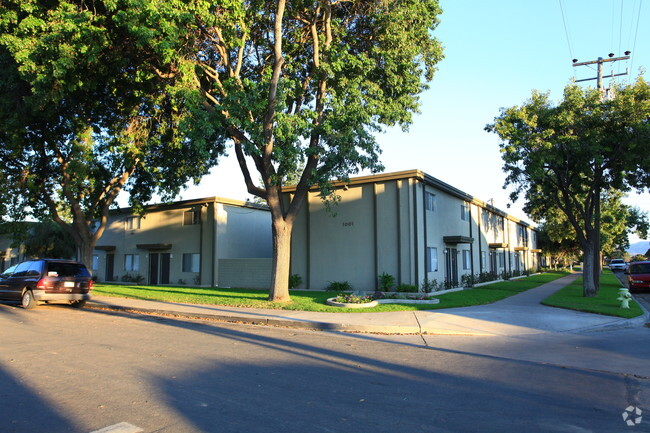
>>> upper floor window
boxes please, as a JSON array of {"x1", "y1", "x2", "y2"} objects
[
  {"x1": 126, "y1": 216, "x2": 141, "y2": 230},
  {"x1": 184, "y1": 209, "x2": 200, "y2": 225},
  {"x1": 461, "y1": 203, "x2": 470, "y2": 221},
  {"x1": 425, "y1": 192, "x2": 436, "y2": 212},
  {"x1": 482, "y1": 209, "x2": 489, "y2": 227}
]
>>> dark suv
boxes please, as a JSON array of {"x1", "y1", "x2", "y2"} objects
[{"x1": 0, "y1": 259, "x2": 93, "y2": 309}]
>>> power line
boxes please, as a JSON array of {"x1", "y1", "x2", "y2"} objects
[
  {"x1": 630, "y1": 0, "x2": 644, "y2": 80},
  {"x1": 558, "y1": 0, "x2": 574, "y2": 64}
]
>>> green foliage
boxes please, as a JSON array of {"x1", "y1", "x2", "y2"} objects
[
  {"x1": 486, "y1": 79, "x2": 650, "y2": 296},
  {"x1": 21, "y1": 221, "x2": 76, "y2": 259},
  {"x1": 327, "y1": 281, "x2": 352, "y2": 292},
  {"x1": 377, "y1": 272, "x2": 396, "y2": 291},
  {"x1": 121, "y1": 273, "x2": 144, "y2": 284},
  {"x1": 334, "y1": 293, "x2": 374, "y2": 304},
  {"x1": 630, "y1": 254, "x2": 647, "y2": 262},
  {"x1": 0, "y1": 0, "x2": 224, "y2": 267},
  {"x1": 288, "y1": 274, "x2": 302, "y2": 290},
  {"x1": 396, "y1": 283, "x2": 418, "y2": 293},
  {"x1": 421, "y1": 279, "x2": 440, "y2": 293}
]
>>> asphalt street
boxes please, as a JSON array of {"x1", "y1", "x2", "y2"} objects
[{"x1": 0, "y1": 304, "x2": 648, "y2": 433}]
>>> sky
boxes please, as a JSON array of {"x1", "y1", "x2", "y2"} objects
[{"x1": 164, "y1": 0, "x2": 650, "y2": 242}]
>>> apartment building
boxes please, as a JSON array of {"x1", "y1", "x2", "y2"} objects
[
  {"x1": 284, "y1": 170, "x2": 541, "y2": 290},
  {"x1": 94, "y1": 197, "x2": 272, "y2": 288}
]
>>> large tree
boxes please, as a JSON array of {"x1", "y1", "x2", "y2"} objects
[
  {"x1": 487, "y1": 79, "x2": 650, "y2": 296},
  {"x1": 159, "y1": 0, "x2": 444, "y2": 301},
  {"x1": 0, "y1": 1, "x2": 222, "y2": 268}
]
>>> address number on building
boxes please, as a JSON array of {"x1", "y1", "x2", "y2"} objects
[{"x1": 342, "y1": 222, "x2": 354, "y2": 227}]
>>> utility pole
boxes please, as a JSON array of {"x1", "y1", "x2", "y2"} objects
[
  {"x1": 572, "y1": 51, "x2": 631, "y2": 91},
  {"x1": 571, "y1": 51, "x2": 630, "y2": 292}
]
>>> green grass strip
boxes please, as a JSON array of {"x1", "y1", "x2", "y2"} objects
[
  {"x1": 542, "y1": 271, "x2": 643, "y2": 319},
  {"x1": 93, "y1": 272, "x2": 568, "y2": 313}
]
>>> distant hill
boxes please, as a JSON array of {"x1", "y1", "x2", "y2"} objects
[{"x1": 628, "y1": 241, "x2": 650, "y2": 256}]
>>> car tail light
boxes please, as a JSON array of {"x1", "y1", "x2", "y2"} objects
[
  {"x1": 89, "y1": 280, "x2": 94, "y2": 290},
  {"x1": 36, "y1": 279, "x2": 47, "y2": 289}
]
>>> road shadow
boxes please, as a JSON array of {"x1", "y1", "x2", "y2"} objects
[{"x1": 0, "y1": 365, "x2": 81, "y2": 433}]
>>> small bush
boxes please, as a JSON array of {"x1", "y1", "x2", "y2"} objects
[
  {"x1": 421, "y1": 279, "x2": 441, "y2": 293},
  {"x1": 121, "y1": 273, "x2": 144, "y2": 284},
  {"x1": 377, "y1": 273, "x2": 396, "y2": 291},
  {"x1": 334, "y1": 293, "x2": 373, "y2": 304},
  {"x1": 396, "y1": 283, "x2": 418, "y2": 292},
  {"x1": 327, "y1": 281, "x2": 352, "y2": 291},
  {"x1": 289, "y1": 274, "x2": 303, "y2": 290}
]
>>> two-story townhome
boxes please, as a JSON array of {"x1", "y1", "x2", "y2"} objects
[{"x1": 94, "y1": 197, "x2": 273, "y2": 288}]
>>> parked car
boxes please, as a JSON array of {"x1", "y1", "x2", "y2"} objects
[
  {"x1": 0, "y1": 259, "x2": 93, "y2": 309},
  {"x1": 608, "y1": 258, "x2": 627, "y2": 272},
  {"x1": 626, "y1": 261, "x2": 650, "y2": 292}
]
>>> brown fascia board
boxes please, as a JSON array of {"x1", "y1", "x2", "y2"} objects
[
  {"x1": 111, "y1": 196, "x2": 270, "y2": 215},
  {"x1": 282, "y1": 169, "x2": 536, "y2": 230}
]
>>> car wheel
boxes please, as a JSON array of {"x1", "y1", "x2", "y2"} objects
[
  {"x1": 70, "y1": 300, "x2": 86, "y2": 309},
  {"x1": 21, "y1": 290, "x2": 37, "y2": 309}
]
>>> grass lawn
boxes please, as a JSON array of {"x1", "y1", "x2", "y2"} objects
[
  {"x1": 542, "y1": 271, "x2": 644, "y2": 319},
  {"x1": 93, "y1": 272, "x2": 568, "y2": 313}
]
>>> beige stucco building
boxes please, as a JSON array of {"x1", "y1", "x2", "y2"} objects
[
  {"x1": 285, "y1": 170, "x2": 541, "y2": 290},
  {"x1": 94, "y1": 197, "x2": 272, "y2": 288}
]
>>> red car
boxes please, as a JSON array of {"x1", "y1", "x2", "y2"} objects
[{"x1": 626, "y1": 261, "x2": 650, "y2": 292}]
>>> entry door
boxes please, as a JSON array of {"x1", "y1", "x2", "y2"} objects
[
  {"x1": 149, "y1": 253, "x2": 171, "y2": 285},
  {"x1": 490, "y1": 251, "x2": 497, "y2": 275},
  {"x1": 445, "y1": 248, "x2": 458, "y2": 286},
  {"x1": 105, "y1": 254, "x2": 115, "y2": 281}
]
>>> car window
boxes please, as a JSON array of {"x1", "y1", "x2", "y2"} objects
[
  {"x1": 1, "y1": 264, "x2": 17, "y2": 277},
  {"x1": 47, "y1": 262, "x2": 90, "y2": 278},
  {"x1": 12, "y1": 261, "x2": 33, "y2": 277},
  {"x1": 26, "y1": 261, "x2": 43, "y2": 277},
  {"x1": 629, "y1": 263, "x2": 650, "y2": 274}
]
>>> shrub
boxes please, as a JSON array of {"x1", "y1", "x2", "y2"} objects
[
  {"x1": 289, "y1": 274, "x2": 303, "y2": 290},
  {"x1": 461, "y1": 274, "x2": 475, "y2": 288},
  {"x1": 396, "y1": 283, "x2": 418, "y2": 292},
  {"x1": 421, "y1": 279, "x2": 441, "y2": 293},
  {"x1": 334, "y1": 293, "x2": 373, "y2": 304},
  {"x1": 327, "y1": 281, "x2": 352, "y2": 291},
  {"x1": 377, "y1": 272, "x2": 396, "y2": 291},
  {"x1": 121, "y1": 273, "x2": 144, "y2": 284}
]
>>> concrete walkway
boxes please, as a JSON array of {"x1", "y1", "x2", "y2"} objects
[{"x1": 86, "y1": 273, "x2": 649, "y2": 336}]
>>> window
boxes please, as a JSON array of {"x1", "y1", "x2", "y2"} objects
[
  {"x1": 461, "y1": 203, "x2": 470, "y2": 221},
  {"x1": 184, "y1": 209, "x2": 200, "y2": 225},
  {"x1": 462, "y1": 250, "x2": 471, "y2": 270},
  {"x1": 497, "y1": 252, "x2": 505, "y2": 268},
  {"x1": 425, "y1": 192, "x2": 436, "y2": 211},
  {"x1": 426, "y1": 247, "x2": 438, "y2": 272},
  {"x1": 183, "y1": 253, "x2": 200, "y2": 273},
  {"x1": 126, "y1": 216, "x2": 141, "y2": 230},
  {"x1": 481, "y1": 251, "x2": 487, "y2": 269},
  {"x1": 91, "y1": 255, "x2": 99, "y2": 271},
  {"x1": 125, "y1": 254, "x2": 140, "y2": 272}
]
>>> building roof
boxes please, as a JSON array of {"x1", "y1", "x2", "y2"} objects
[
  {"x1": 283, "y1": 169, "x2": 536, "y2": 228},
  {"x1": 112, "y1": 196, "x2": 269, "y2": 215}
]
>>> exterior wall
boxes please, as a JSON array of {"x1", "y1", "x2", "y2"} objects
[
  {"x1": 94, "y1": 198, "x2": 272, "y2": 287},
  {"x1": 0, "y1": 234, "x2": 22, "y2": 271},
  {"x1": 287, "y1": 170, "x2": 541, "y2": 291}
]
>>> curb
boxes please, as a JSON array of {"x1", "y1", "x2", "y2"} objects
[{"x1": 85, "y1": 302, "x2": 422, "y2": 334}]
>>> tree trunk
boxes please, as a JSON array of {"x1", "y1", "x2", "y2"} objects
[
  {"x1": 268, "y1": 217, "x2": 293, "y2": 302},
  {"x1": 582, "y1": 236, "x2": 598, "y2": 297},
  {"x1": 592, "y1": 189, "x2": 601, "y2": 293},
  {"x1": 76, "y1": 238, "x2": 96, "y2": 275}
]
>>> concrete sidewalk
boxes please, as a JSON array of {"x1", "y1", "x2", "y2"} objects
[{"x1": 86, "y1": 274, "x2": 649, "y2": 336}]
